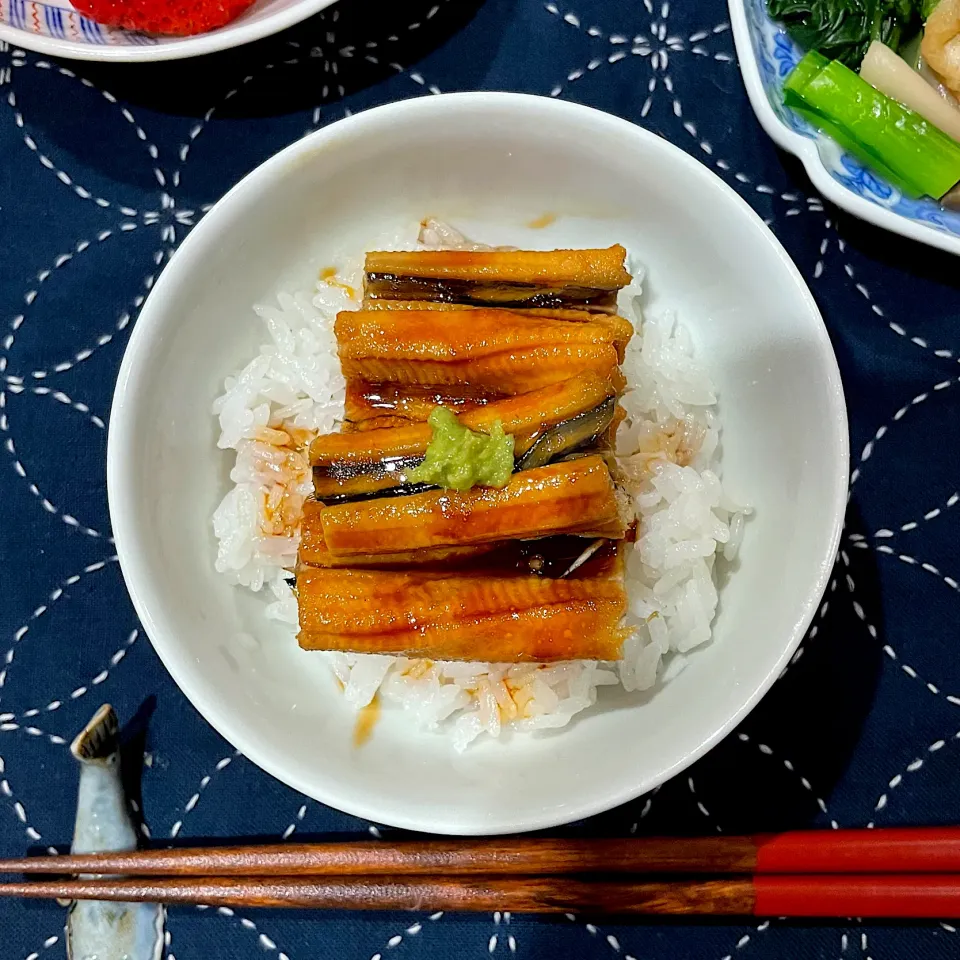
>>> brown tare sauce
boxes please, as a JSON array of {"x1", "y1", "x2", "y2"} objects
[
  {"x1": 510, "y1": 536, "x2": 619, "y2": 578},
  {"x1": 344, "y1": 380, "x2": 491, "y2": 425},
  {"x1": 415, "y1": 536, "x2": 620, "y2": 579},
  {"x1": 319, "y1": 265, "x2": 357, "y2": 300},
  {"x1": 353, "y1": 695, "x2": 381, "y2": 747},
  {"x1": 253, "y1": 426, "x2": 313, "y2": 538},
  {"x1": 526, "y1": 213, "x2": 557, "y2": 229}
]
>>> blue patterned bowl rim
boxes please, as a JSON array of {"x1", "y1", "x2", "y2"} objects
[{"x1": 728, "y1": 0, "x2": 960, "y2": 256}]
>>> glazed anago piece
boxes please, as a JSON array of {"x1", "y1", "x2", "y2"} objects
[
  {"x1": 363, "y1": 245, "x2": 632, "y2": 313},
  {"x1": 311, "y1": 372, "x2": 621, "y2": 503},
  {"x1": 335, "y1": 308, "x2": 631, "y2": 395},
  {"x1": 304, "y1": 455, "x2": 627, "y2": 558},
  {"x1": 297, "y1": 555, "x2": 628, "y2": 662}
]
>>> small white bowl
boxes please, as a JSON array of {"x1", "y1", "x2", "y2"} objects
[
  {"x1": 108, "y1": 92, "x2": 848, "y2": 835},
  {"x1": 0, "y1": 0, "x2": 335, "y2": 62}
]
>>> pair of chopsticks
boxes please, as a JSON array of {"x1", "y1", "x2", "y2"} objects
[{"x1": 3, "y1": 829, "x2": 960, "y2": 916}]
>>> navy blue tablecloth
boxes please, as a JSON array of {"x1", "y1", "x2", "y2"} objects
[{"x1": 3, "y1": 0, "x2": 960, "y2": 956}]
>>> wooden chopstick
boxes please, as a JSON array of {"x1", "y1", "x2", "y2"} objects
[
  {"x1": 2, "y1": 873, "x2": 960, "y2": 917},
  {"x1": 3, "y1": 828, "x2": 960, "y2": 878}
]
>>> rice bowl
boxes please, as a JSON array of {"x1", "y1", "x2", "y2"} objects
[
  {"x1": 108, "y1": 93, "x2": 847, "y2": 833},
  {"x1": 211, "y1": 221, "x2": 750, "y2": 750}
]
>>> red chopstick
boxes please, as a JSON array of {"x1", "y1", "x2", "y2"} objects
[
  {"x1": 753, "y1": 827, "x2": 960, "y2": 874},
  {"x1": 753, "y1": 874, "x2": 960, "y2": 918}
]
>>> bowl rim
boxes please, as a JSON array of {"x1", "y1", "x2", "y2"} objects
[
  {"x1": 727, "y1": 0, "x2": 960, "y2": 257},
  {"x1": 0, "y1": 0, "x2": 335, "y2": 62},
  {"x1": 107, "y1": 91, "x2": 850, "y2": 834}
]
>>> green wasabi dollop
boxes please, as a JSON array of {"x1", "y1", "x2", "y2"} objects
[{"x1": 406, "y1": 406, "x2": 515, "y2": 492}]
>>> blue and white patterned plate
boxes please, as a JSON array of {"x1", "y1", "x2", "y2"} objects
[
  {"x1": 728, "y1": 0, "x2": 960, "y2": 255},
  {"x1": 0, "y1": 0, "x2": 335, "y2": 61}
]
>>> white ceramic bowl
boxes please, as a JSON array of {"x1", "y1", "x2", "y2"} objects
[
  {"x1": 108, "y1": 92, "x2": 848, "y2": 835},
  {"x1": 0, "y1": 0, "x2": 335, "y2": 62}
]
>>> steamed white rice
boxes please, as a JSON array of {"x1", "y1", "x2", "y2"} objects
[{"x1": 212, "y1": 223, "x2": 749, "y2": 750}]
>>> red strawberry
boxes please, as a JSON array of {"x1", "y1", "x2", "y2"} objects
[{"x1": 71, "y1": 0, "x2": 257, "y2": 36}]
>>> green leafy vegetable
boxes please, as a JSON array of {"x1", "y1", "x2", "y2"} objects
[
  {"x1": 768, "y1": 0, "x2": 923, "y2": 67},
  {"x1": 784, "y1": 51, "x2": 960, "y2": 197},
  {"x1": 406, "y1": 406, "x2": 515, "y2": 491}
]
